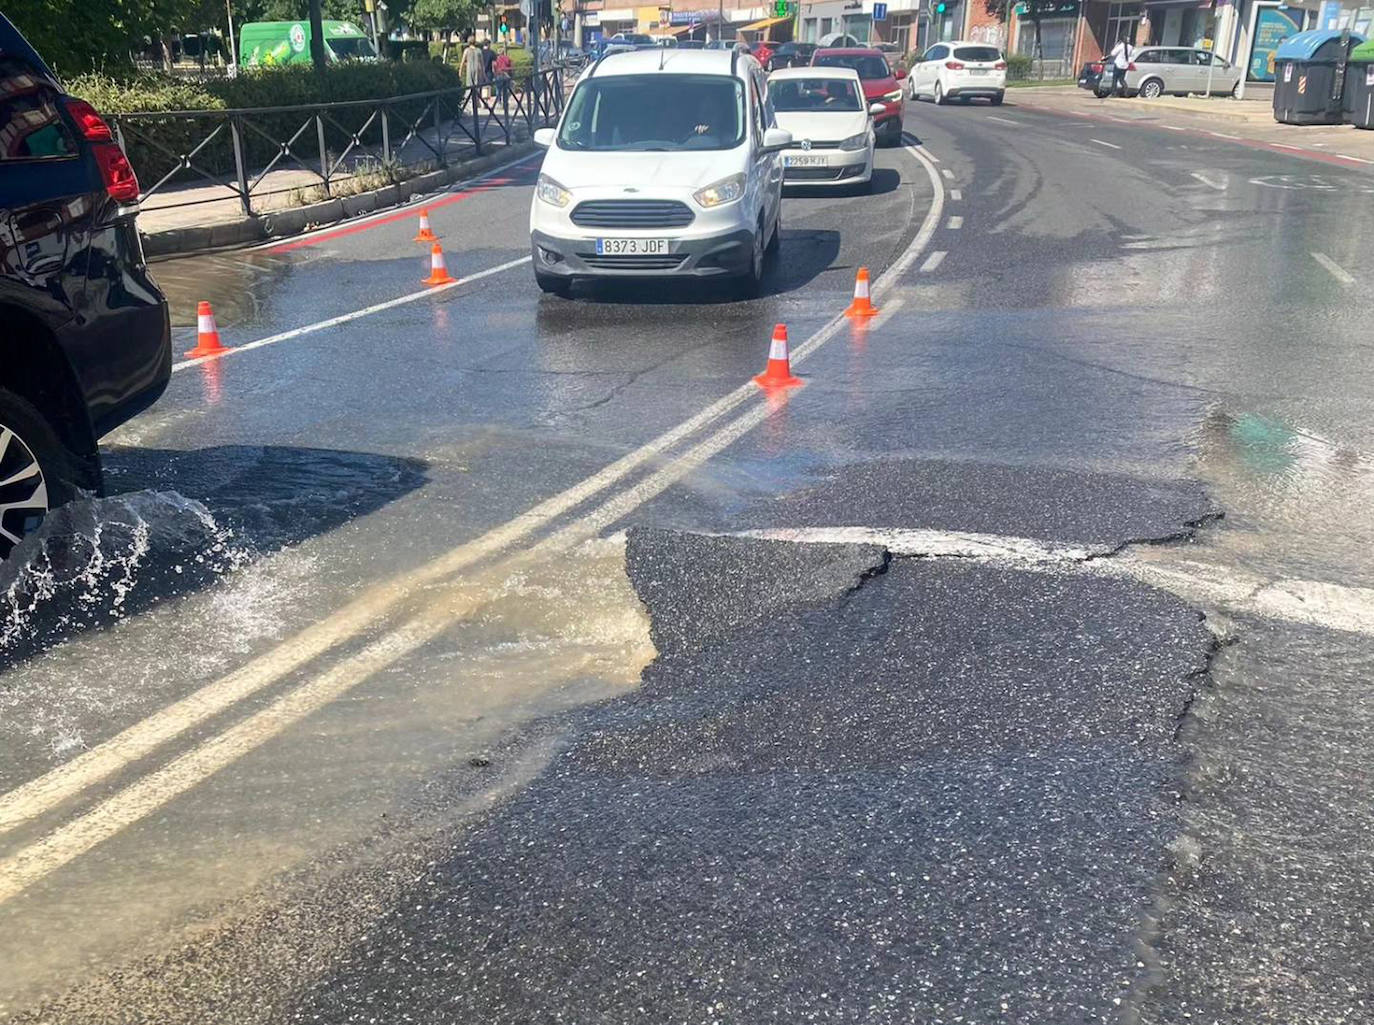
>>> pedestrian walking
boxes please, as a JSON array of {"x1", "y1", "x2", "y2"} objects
[
  {"x1": 1107, "y1": 35, "x2": 1133, "y2": 97},
  {"x1": 461, "y1": 37, "x2": 485, "y2": 90},
  {"x1": 493, "y1": 45, "x2": 513, "y2": 110}
]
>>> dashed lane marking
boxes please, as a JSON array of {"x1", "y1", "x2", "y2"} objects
[
  {"x1": 1312, "y1": 251, "x2": 1356, "y2": 286},
  {"x1": 949, "y1": 188, "x2": 962, "y2": 201},
  {"x1": 920, "y1": 250, "x2": 946, "y2": 272},
  {"x1": 947, "y1": 215, "x2": 963, "y2": 229},
  {"x1": 1208, "y1": 130, "x2": 1242, "y2": 140},
  {"x1": 942, "y1": 168, "x2": 955, "y2": 179},
  {"x1": 985, "y1": 115, "x2": 1018, "y2": 125},
  {"x1": 1090, "y1": 137, "x2": 1123, "y2": 150},
  {"x1": 0, "y1": 143, "x2": 954, "y2": 892}
]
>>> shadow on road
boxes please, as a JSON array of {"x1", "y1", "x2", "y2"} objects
[{"x1": 0, "y1": 446, "x2": 427, "y2": 671}]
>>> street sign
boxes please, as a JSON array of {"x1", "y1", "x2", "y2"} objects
[{"x1": 873, "y1": 2, "x2": 888, "y2": 21}]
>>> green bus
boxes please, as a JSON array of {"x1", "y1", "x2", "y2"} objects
[{"x1": 239, "y1": 20, "x2": 377, "y2": 66}]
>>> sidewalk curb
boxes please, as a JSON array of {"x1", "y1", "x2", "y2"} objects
[{"x1": 141, "y1": 140, "x2": 541, "y2": 260}]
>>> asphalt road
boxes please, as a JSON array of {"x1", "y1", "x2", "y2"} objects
[{"x1": 1, "y1": 97, "x2": 1372, "y2": 1024}]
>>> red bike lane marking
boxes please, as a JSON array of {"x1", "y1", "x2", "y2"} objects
[{"x1": 268, "y1": 152, "x2": 543, "y2": 252}]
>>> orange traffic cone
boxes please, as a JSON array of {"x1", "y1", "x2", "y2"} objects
[
  {"x1": 185, "y1": 300, "x2": 228, "y2": 358},
  {"x1": 423, "y1": 243, "x2": 454, "y2": 286},
  {"x1": 413, "y1": 208, "x2": 437, "y2": 242},
  {"x1": 753, "y1": 324, "x2": 803, "y2": 389},
  {"x1": 844, "y1": 266, "x2": 879, "y2": 318}
]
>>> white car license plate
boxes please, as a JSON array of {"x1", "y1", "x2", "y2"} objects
[
  {"x1": 785, "y1": 155, "x2": 827, "y2": 167},
  {"x1": 969, "y1": 68, "x2": 988, "y2": 75},
  {"x1": 595, "y1": 238, "x2": 670, "y2": 256}
]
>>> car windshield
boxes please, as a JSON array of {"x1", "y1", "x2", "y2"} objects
[
  {"x1": 326, "y1": 36, "x2": 376, "y2": 59},
  {"x1": 814, "y1": 53, "x2": 890, "y2": 79},
  {"x1": 953, "y1": 46, "x2": 1001, "y2": 62},
  {"x1": 626, "y1": 34, "x2": 653, "y2": 44},
  {"x1": 771, "y1": 76, "x2": 863, "y2": 112},
  {"x1": 559, "y1": 74, "x2": 745, "y2": 151}
]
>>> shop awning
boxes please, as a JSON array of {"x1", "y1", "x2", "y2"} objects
[{"x1": 738, "y1": 14, "x2": 793, "y2": 32}]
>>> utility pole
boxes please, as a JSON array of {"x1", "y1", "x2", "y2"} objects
[{"x1": 225, "y1": 0, "x2": 238, "y2": 68}]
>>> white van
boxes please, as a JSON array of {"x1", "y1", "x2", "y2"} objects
[{"x1": 529, "y1": 48, "x2": 792, "y2": 297}]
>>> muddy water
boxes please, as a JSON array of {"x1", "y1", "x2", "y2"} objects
[{"x1": 0, "y1": 535, "x2": 656, "y2": 1014}]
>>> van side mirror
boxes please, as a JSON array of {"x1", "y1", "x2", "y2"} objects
[
  {"x1": 761, "y1": 127, "x2": 793, "y2": 152},
  {"x1": 533, "y1": 127, "x2": 556, "y2": 148}
]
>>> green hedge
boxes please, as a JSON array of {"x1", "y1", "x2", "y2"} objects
[
  {"x1": 1005, "y1": 54, "x2": 1033, "y2": 80},
  {"x1": 71, "y1": 62, "x2": 468, "y2": 191}
]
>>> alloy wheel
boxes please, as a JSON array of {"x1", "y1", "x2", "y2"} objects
[{"x1": 0, "y1": 424, "x2": 51, "y2": 558}]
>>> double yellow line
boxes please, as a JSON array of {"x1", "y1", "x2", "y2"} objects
[{"x1": 0, "y1": 141, "x2": 945, "y2": 905}]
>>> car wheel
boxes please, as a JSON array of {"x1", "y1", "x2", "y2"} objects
[
  {"x1": 991, "y1": 91, "x2": 1005, "y2": 105},
  {"x1": 0, "y1": 387, "x2": 78, "y2": 560},
  {"x1": 534, "y1": 269, "x2": 572, "y2": 297},
  {"x1": 732, "y1": 223, "x2": 766, "y2": 300},
  {"x1": 1139, "y1": 78, "x2": 1164, "y2": 99},
  {"x1": 934, "y1": 81, "x2": 946, "y2": 105}
]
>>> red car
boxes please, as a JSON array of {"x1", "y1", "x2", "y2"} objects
[{"x1": 810, "y1": 47, "x2": 905, "y2": 145}]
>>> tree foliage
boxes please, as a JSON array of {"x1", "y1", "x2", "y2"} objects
[
  {"x1": 408, "y1": 0, "x2": 478, "y2": 36},
  {"x1": 981, "y1": 0, "x2": 1065, "y2": 61}
]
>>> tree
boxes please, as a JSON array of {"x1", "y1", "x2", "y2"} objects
[
  {"x1": 409, "y1": 0, "x2": 477, "y2": 61},
  {"x1": 7, "y1": 0, "x2": 210, "y2": 73},
  {"x1": 982, "y1": 0, "x2": 1061, "y2": 73}
]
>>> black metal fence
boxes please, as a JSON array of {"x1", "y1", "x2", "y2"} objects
[{"x1": 109, "y1": 63, "x2": 569, "y2": 216}]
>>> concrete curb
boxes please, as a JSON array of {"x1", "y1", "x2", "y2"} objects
[{"x1": 141, "y1": 140, "x2": 540, "y2": 259}]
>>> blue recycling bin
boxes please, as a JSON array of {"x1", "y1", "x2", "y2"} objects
[{"x1": 1273, "y1": 29, "x2": 1365, "y2": 125}]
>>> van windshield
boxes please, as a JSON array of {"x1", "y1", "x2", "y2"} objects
[
  {"x1": 558, "y1": 74, "x2": 745, "y2": 151},
  {"x1": 327, "y1": 36, "x2": 377, "y2": 59}
]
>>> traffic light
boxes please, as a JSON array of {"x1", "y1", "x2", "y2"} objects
[
  {"x1": 499, "y1": 14, "x2": 508, "y2": 33},
  {"x1": 935, "y1": 1, "x2": 947, "y2": 12}
]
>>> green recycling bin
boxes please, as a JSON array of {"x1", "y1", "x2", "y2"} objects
[{"x1": 1345, "y1": 38, "x2": 1374, "y2": 128}]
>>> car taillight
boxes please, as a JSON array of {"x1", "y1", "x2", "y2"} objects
[
  {"x1": 945, "y1": 60, "x2": 965, "y2": 70},
  {"x1": 63, "y1": 96, "x2": 140, "y2": 203},
  {"x1": 994, "y1": 60, "x2": 1007, "y2": 70}
]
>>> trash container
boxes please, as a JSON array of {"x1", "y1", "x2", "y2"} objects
[
  {"x1": 1272, "y1": 29, "x2": 1365, "y2": 125},
  {"x1": 1344, "y1": 38, "x2": 1374, "y2": 128}
]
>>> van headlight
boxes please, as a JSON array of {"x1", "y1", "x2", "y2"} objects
[
  {"x1": 693, "y1": 173, "x2": 747, "y2": 208},
  {"x1": 882, "y1": 89, "x2": 902, "y2": 103},
  {"x1": 840, "y1": 131, "x2": 869, "y2": 151},
  {"x1": 536, "y1": 174, "x2": 571, "y2": 208}
]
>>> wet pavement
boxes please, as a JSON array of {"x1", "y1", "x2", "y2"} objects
[{"x1": 2, "y1": 100, "x2": 1373, "y2": 1024}]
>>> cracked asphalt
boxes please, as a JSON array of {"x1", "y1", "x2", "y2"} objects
[{"x1": 2, "y1": 94, "x2": 1373, "y2": 1025}]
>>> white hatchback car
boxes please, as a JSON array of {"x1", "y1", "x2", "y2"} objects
[
  {"x1": 529, "y1": 48, "x2": 792, "y2": 297},
  {"x1": 908, "y1": 41, "x2": 1008, "y2": 105},
  {"x1": 768, "y1": 66, "x2": 879, "y2": 191}
]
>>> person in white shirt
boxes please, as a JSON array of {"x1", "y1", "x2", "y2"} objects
[{"x1": 1107, "y1": 36, "x2": 1133, "y2": 97}]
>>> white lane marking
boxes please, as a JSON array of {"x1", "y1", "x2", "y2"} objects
[
  {"x1": 1090, "y1": 138, "x2": 1122, "y2": 150},
  {"x1": 920, "y1": 250, "x2": 946, "y2": 272},
  {"x1": 947, "y1": 215, "x2": 964, "y2": 229},
  {"x1": 0, "y1": 144, "x2": 950, "y2": 860},
  {"x1": 733, "y1": 526, "x2": 1374, "y2": 637},
  {"x1": 949, "y1": 188, "x2": 962, "y2": 201},
  {"x1": 942, "y1": 168, "x2": 955, "y2": 179},
  {"x1": 1312, "y1": 251, "x2": 1356, "y2": 286},
  {"x1": 1337, "y1": 153, "x2": 1374, "y2": 164},
  {"x1": 171, "y1": 256, "x2": 532, "y2": 372},
  {"x1": 1162, "y1": 125, "x2": 1186, "y2": 131},
  {"x1": 985, "y1": 115, "x2": 1019, "y2": 125},
  {"x1": 1190, "y1": 171, "x2": 1227, "y2": 191},
  {"x1": 1271, "y1": 142, "x2": 1305, "y2": 151},
  {"x1": 1209, "y1": 131, "x2": 1242, "y2": 140},
  {"x1": 248, "y1": 148, "x2": 543, "y2": 251},
  {"x1": 737, "y1": 526, "x2": 1101, "y2": 563}
]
